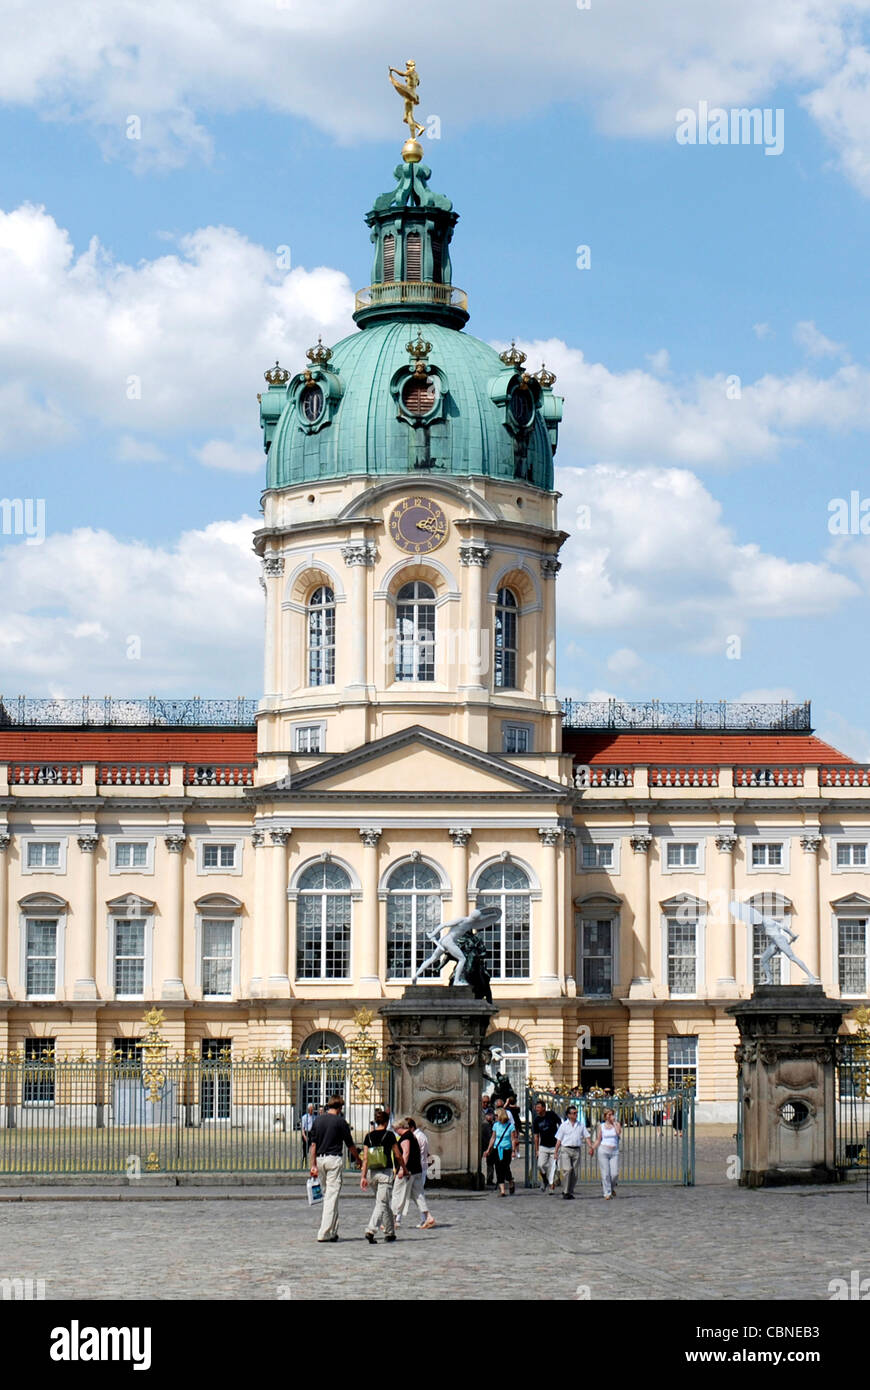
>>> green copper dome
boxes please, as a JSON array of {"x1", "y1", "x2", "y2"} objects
[{"x1": 261, "y1": 159, "x2": 562, "y2": 492}]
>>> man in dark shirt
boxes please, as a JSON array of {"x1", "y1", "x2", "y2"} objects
[
  {"x1": 309, "y1": 1096, "x2": 362, "y2": 1242},
  {"x1": 532, "y1": 1100, "x2": 560, "y2": 1193}
]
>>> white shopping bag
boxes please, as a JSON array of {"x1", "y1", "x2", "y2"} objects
[{"x1": 307, "y1": 1176, "x2": 323, "y2": 1205}]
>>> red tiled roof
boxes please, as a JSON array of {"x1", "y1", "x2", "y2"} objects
[
  {"x1": 562, "y1": 732, "x2": 853, "y2": 766},
  {"x1": 0, "y1": 731, "x2": 257, "y2": 761}
]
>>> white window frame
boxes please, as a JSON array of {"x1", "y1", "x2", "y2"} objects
[
  {"x1": 576, "y1": 911, "x2": 619, "y2": 999},
  {"x1": 667, "y1": 1035, "x2": 699, "y2": 1091},
  {"x1": 576, "y1": 837, "x2": 622, "y2": 875},
  {"x1": 661, "y1": 899, "x2": 706, "y2": 999},
  {"x1": 107, "y1": 909, "x2": 154, "y2": 1000},
  {"x1": 501, "y1": 721, "x2": 533, "y2": 754},
  {"x1": 19, "y1": 904, "x2": 66, "y2": 1000},
  {"x1": 108, "y1": 836, "x2": 155, "y2": 876},
  {"x1": 195, "y1": 837, "x2": 244, "y2": 877},
  {"x1": 835, "y1": 915, "x2": 869, "y2": 997},
  {"x1": 662, "y1": 839, "x2": 705, "y2": 874},
  {"x1": 292, "y1": 720, "x2": 327, "y2": 755},
  {"x1": 832, "y1": 837, "x2": 870, "y2": 873},
  {"x1": 746, "y1": 837, "x2": 790, "y2": 874},
  {"x1": 195, "y1": 903, "x2": 242, "y2": 1000},
  {"x1": 21, "y1": 836, "x2": 68, "y2": 876}
]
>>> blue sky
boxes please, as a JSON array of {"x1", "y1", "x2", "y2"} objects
[{"x1": 2, "y1": 0, "x2": 870, "y2": 756}]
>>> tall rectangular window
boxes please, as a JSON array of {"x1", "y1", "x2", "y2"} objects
[
  {"x1": 23, "y1": 1037, "x2": 56, "y2": 1104},
  {"x1": 25, "y1": 919, "x2": 57, "y2": 996},
  {"x1": 114, "y1": 919, "x2": 145, "y2": 997},
  {"x1": 382, "y1": 233, "x2": 395, "y2": 282},
  {"x1": 580, "y1": 919, "x2": 613, "y2": 997},
  {"x1": 405, "y1": 232, "x2": 422, "y2": 281},
  {"x1": 667, "y1": 1036, "x2": 698, "y2": 1090},
  {"x1": 839, "y1": 918, "x2": 867, "y2": 995},
  {"x1": 202, "y1": 920, "x2": 234, "y2": 997},
  {"x1": 753, "y1": 922, "x2": 782, "y2": 985},
  {"x1": 666, "y1": 916, "x2": 696, "y2": 994}
]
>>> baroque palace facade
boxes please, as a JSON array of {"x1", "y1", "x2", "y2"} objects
[{"x1": 2, "y1": 143, "x2": 869, "y2": 1118}]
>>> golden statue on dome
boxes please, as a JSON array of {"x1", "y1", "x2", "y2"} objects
[{"x1": 389, "y1": 58, "x2": 425, "y2": 162}]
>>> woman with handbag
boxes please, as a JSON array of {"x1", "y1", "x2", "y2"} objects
[
  {"x1": 482, "y1": 1102, "x2": 517, "y2": 1196},
  {"x1": 360, "y1": 1109, "x2": 406, "y2": 1243}
]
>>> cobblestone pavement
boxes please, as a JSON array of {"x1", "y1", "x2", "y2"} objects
[{"x1": 1, "y1": 1136, "x2": 868, "y2": 1301}]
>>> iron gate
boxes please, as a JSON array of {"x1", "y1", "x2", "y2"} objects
[{"x1": 524, "y1": 1087, "x2": 695, "y2": 1186}]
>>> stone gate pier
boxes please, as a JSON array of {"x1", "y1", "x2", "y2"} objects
[{"x1": 728, "y1": 985, "x2": 848, "y2": 1187}]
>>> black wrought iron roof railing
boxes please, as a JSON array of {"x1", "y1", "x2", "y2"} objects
[
  {"x1": 561, "y1": 698, "x2": 812, "y2": 733},
  {"x1": 0, "y1": 697, "x2": 258, "y2": 728}
]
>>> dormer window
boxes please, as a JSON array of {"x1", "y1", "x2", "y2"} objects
[
  {"x1": 402, "y1": 376, "x2": 436, "y2": 416},
  {"x1": 300, "y1": 384, "x2": 324, "y2": 424},
  {"x1": 509, "y1": 386, "x2": 534, "y2": 428}
]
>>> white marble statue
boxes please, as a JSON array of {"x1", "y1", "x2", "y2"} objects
[
  {"x1": 412, "y1": 906, "x2": 502, "y2": 985},
  {"x1": 730, "y1": 900, "x2": 819, "y2": 984}
]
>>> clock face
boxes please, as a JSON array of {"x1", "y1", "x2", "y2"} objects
[{"x1": 388, "y1": 496, "x2": 448, "y2": 555}]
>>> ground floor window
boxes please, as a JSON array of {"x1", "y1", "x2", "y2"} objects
[
  {"x1": 299, "y1": 1031, "x2": 347, "y2": 1111},
  {"x1": 200, "y1": 1038, "x2": 232, "y2": 1120},
  {"x1": 112, "y1": 1037, "x2": 142, "y2": 1076},
  {"x1": 667, "y1": 1035, "x2": 698, "y2": 1090},
  {"x1": 23, "y1": 1037, "x2": 55, "y2": 1104}
]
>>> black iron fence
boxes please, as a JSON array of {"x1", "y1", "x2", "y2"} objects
[{"x1": 524, "y1": 1087, "x2": 695, "y2": 1186}]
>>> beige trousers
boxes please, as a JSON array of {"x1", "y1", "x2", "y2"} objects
[
  {"x1": 365, "y1": 1172, "x2": 395, "y2": 1235},
  {"x1": 316, "y1": 1155, "x2": 344, "y2": 1240}
]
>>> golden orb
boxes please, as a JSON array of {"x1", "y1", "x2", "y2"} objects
[{"x1": 402, "y1": 137, "x2": 423, "y2": 163}]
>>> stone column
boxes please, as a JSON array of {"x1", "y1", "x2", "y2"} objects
[
  {"x1": 261, "y1": 556, "x2": 284, "y2": 699},
  {"x1": 0, "y1": 830, "x2": 10, "y2": 998},
  {"x1": 712, "y1": 830, "x2": 738, "y2": 996},
  {"x1": 537, "y1": 827, "x2": 561, "y2": 996},
  {"x1": 628, "y1": 830, "x2": 653, "y2": 998},
  {"x1": 459, "y1": 543, "x2": 491, "y2": 690},
  {"x1": 72, "y1": 833, "x2": 100, "y2": 1000},
  {"x1": 162, "y1": 833, "x2": 186, "y2": 999},
  {"x1": 267, "y1": 829, "x2": 291, "y2": 996},
  {"x1": 540, "y1": 556, "x2": 561, "y2": 696},
  {"x1": 358, "y1": 828, "x2": 382, "y2": 993},
  {"x1": 342, "y1": 542, "x2": 375, "y2": 688},
  {"x1": 448, "y1": 827, "x2": 471, "y2": 918},
  {"x1": 249, "y1": 829, "x2": 266, "y2": 996},
  {"x1": 799, "y1": 832, "x2": 824, "y2": 986}
]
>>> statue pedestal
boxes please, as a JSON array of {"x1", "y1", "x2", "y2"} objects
[
  {"x1": 380, "y1": 985, "x2": 496, "y2": 1188},
  {"x1": 727, "y1": 985, "x2": 848, "y2": 1187}
]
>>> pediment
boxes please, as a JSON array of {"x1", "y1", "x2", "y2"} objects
[{"x1": 262, "y1": 726, "x2": 566, "y2": 799}]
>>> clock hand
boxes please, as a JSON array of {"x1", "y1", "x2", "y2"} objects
[{"x1": 416, "y1": 517, "x2": 445, "y2": 534}]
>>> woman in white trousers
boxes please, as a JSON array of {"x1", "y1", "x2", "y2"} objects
[{"x1": 590, "y1": 1108, "x2": 622, "y2": 1199}]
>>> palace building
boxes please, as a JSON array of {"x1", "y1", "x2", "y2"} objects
[{"x1": 1, "y1": 137, "x2": 868, "y2": 1119}]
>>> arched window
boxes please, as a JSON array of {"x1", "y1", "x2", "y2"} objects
[
  {"x1": 485, "y1": 1030, "x2": 528, "y2": 1097},
  {"x1": 299, "y1": 1031, "x2": 347, "y2": 1111},
  {"x1": 307, "y1": 586, "x2": 335, "y2": 686},
  {"x1": 296, "y1": 862, "x2": 352, "y2": 980},
  {"x1": 748, "y1": 892, "x2": 791, "y2": 986},
  {"x1": 476, "y1": 861, "x2": 531, "y2": 981},
  {"x1": 386, "y1": 861, "x2": 442, "y2": 980},
  {"x1": 494, "y1": 588, "x2": 518, "y2": 689},
  {"x1": 395, "y1": 581, "x2": 436, "y2": 682}
]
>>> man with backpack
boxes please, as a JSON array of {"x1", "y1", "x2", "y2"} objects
[{"x1": 361, "y1": 1108, "x2": 406, "y2": 1244}]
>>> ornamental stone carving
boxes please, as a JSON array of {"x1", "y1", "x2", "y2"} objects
[
  {"x1": 715, "y1": 832, "x2": 739, "y2": 854},
  {"x1": 77, "y1": 834, "x2": 100, "y2": 853},
  {"x1": 540, "y1": 555, "x2": 561, "y2": 579},
  {"x1": 251, "y1": 830, "x2": 265, "y2": 848},
  {"x1": 458, "y1": 543, "x2": 491, "y2": 567},
  {"x1": 164, "y1": 833, "x2": 186, "y2": 854},
  {"x1": 630, "y1": 831, "x2": 653, "y2": 854},
  {"x1": 448, "y1": 826, "x2": 472, "y2": 847},
  {"x1": 0, "y1": 831, "x2": 11, "y2": 852},
  {"x1": 800, "y1": 833, "x2": 823, "y2": 854},
  {"x1": 359, "y1": 827, "x2": 382, "y2": 848},
  {"x1": 262, "y1": 556, "x2": 285, "y2": 577},
  {"x1": 269, "y1": 829, "x2": 291, "y2": 847},
  {"x1": 538, "y1": 827, "x2": 561, "y2": 848},
  {"x1": 341, "y1": 541, "x2": 376, "y2": 567}
]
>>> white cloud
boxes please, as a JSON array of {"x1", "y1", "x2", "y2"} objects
[
  {"x1": 116, "y1": 435, "x2": 168, "y2": 464},
  {"x1": 193, "y1": 439, "x2": 263, "y2": 474},
  {"x1": 0, "y1": 203, "x2": 355, "y2": 455},
  {"x1": 555, "y1": 464, "x2": 858, "y2": 652},
  {"x1": 508, "y1": 338, "x2": 870, "y2": 467},
  {"x1": 645, "y1": 348, "x2": 670, "y2": 375},
  {"x1": 0, "y1": 517, "x2": 262, "y2": 692},
  {"x1": 0, "y1": 0, "x2": 867, "y2": 190},
  {"x1": 752, "y1": 323, "x2": 772, "y2": 340},
  {"x1": 793, "y1": 319, "x2": 848, "y2": 360}
]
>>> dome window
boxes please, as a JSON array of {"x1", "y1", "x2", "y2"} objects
[
  {"x1": 383, "y1": 234, "x2": 395, "y2": 282},
  {"x1": 406, "y1": 232, "x2": 422, "y2": 282},
  {"x1": 300, "y1": 384, "x2": 325, "y2": 424},
  {"x1": 402, "y1": 375, "x2": 437, "y2": 416},
  {"x1": 509, "y1": 386, "x2": 534, "y2": 428}
]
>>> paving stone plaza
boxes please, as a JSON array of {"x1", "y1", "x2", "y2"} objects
[{"x1": 1, "y1": 1133, "x2": 868, "y2": 1302}]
